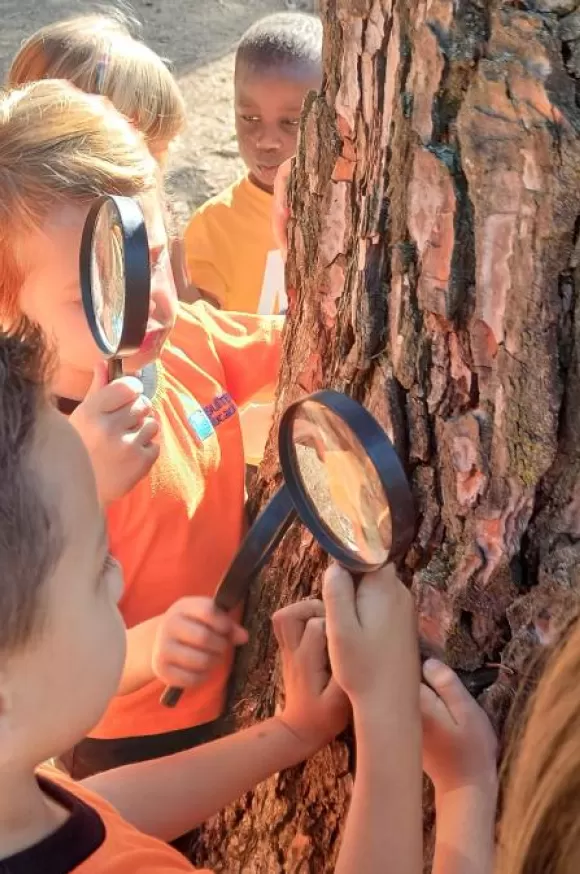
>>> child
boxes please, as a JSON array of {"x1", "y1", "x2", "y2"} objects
[
  {"x1": 496, "y1": 615, "x2": 580, "y2": 874},
  {"x1": 7, "y1": 13, "x2": 195, "y2": 301},
  {"x1": 183, "y1": 11, "x2": 322, "y2": 314},
  {"x1": 0, "y1": 319, "x2": 425, "y2": 872},
  {"x1": 183, "y1": 11, "x2": 323, "y2": 466},
  {"x1": 0, "y1": 79, "x2": 283, "y2": 779}
]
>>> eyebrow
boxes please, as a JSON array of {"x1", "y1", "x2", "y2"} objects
[{"x1": 237, "y1": 102, "x2": 304, "y2": 114}]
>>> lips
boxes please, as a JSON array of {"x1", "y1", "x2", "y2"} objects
[{"x1": 256, "y1": 163, "x2": 281, "y2": 178}]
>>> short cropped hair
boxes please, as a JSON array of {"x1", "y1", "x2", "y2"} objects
[
  {"x1": 0, "y1": 319, "x2": 61, "y2": 653},
  {"x1": 235, "y1": 12, "x2": 323, "y2": 76},
  {"x1": 8, "y1": 12, "x2": 186, "y2": 148}
]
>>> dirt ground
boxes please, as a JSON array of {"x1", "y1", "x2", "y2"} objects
[{"x1": 0, "y1": 0, "x2": 315, "y2": 226}]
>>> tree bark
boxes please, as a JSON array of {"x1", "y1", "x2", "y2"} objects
[{"x1": 193, "y1": 1, "x2": 580, "y2": 871}]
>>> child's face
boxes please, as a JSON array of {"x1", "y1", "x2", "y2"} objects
[
  {"x1": 0, "y1": 407, "x2": 126, "y2": 770},
  {"x1": 18, "y1": 190, "x2": 178, "y2": 394},
  {"x1": 235, "y1": 62, "x2": 321, "y2": 194}
]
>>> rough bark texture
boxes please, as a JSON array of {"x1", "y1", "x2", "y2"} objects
[{"x1": 193, "y1": 1, "x2": 580, "y2": 871}]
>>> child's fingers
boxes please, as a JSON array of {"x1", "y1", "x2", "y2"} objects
[
  {"x1": 272, "y1": 599, "x2": 324, "y2": 651},
  {"x1": 322, "y1": 564, "x2": 358, "y2": 638},
  {"x1": 420, "y1": 682, "x2": 454, "y2": 730},
  {"x1": 296, "y1": 617, "x2": 328, "y2": 678},
  {"x1": 423, "y1": 659, "x2": 474, "y2": 719},
  {"x1": 174, "y1": 598, "x2": 233, "y2": 637},
  {"x1": 169, "y1": 615, "x2": 231, "y2": 657},
  {"x1": 89, "y1": 376, "x2": 144, "y2": 413},
  {"x1": 133, "y1": 418, "x2": 161, "y2": 448},
  {"x1": 230, "y1": 622, "x2": 249, "y2": 646}
]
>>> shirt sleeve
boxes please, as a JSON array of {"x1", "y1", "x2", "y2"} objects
[
  {"x1": 183, "y1": 210, "x2": 228, "y2": 305},
  {"x1": 197, "y1": 305, "x2": 284, "y2": 407}
]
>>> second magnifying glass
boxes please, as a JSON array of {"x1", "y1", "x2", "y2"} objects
[
  {"x1": 161, "y1": 390, "x2": 416, "y2": 708},
  {"x1": 80, "y1": 195, "x2": 151, "y2": 381}
]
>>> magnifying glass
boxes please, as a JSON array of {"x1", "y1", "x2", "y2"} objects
[
  {"x1": 161, "y1": 390, "x2": 416, "y2": 708},
  {"x1": 80, "y1": 195, "x2": 151, "y2": 381}
]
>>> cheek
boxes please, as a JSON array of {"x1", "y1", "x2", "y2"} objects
[
  {"x1": 235, "y1": 123, "x2": 254, "y2": 153},
  {"x1": 281, "y1": 129, "x2": 300, "y2": 158},
  {"x1": 54, "y1": 305, "x2": 103, "y2": 370},
  {"x1": 152, "y1": 266, "x2": 178, "y2": 318}
]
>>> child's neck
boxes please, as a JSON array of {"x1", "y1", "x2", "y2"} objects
[
  {"x1": 248, "y1": 172, "x2": 274, "y2": 196},
  {"x1": 0, "y1": 765, "x2": 68, "y2": 859}
]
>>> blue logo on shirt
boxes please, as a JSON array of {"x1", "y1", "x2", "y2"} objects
[
  {"x1": 180, "y1": 392, "x2": 237, "y2": 443},
  {"x1": 189, "y1": 408, "x2": 215, "y2": 441}
]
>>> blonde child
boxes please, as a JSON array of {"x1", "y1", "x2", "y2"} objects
[
  {"x1": 0, "y1": 79, "x2": 283, "y2": 783},
  {"x1": 7, "y1": 13, "x2": 195, "y2": 300}
]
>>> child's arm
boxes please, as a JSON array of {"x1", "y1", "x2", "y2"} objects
[
  {"x1": 421, "y1": 660, "x2": 498, "y2": 874},
  {"x1": 323, "y1": 565, "x2": 424, "y2": 874},
  {"x1": 84, "y1": 599, "x2": 349, "y2": 841},
  {"x1": 117, "y1": 596, "x2": 248, "y2": 697}
]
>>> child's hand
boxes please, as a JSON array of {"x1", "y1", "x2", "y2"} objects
[
  {"x1": 152, "y1": 597, "x2": 249, "y2": 689},
  {"x1": 70, "y1": 362, "x2": 160, "y2": 506},
  {"x1": 421, "y1": 659, "x2": 498, "y2": 796},
  {"x1": 273, "y1": 599, "x2": 350, "y2": 756},
  {"x1": 323, "y1": 563, "x2": 420, "y2": 714}
]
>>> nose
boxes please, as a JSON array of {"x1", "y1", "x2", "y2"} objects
[{"x1": 255, "y1": 125, "x2": 283, "y2": 152}]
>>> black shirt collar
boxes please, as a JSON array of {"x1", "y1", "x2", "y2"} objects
[{"x1": 0, "y1": 776, "x2": 105, "y2": 874}]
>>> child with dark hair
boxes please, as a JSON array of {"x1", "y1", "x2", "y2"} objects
[
  {"x1": 0, "y1": 320, "x2": 429, "y2": 874},
  {"x1": 184, "y1": 11, "x2": 322, "y2": 315},
  {"x1": 184, "y1": 11, "x2": 322, "y2": 466}
]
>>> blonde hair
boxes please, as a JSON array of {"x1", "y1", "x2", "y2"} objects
[
  {"x1": 497, "y1": 616, "x2": 580, "y2": 874},
  {"x1": 0, "y1": 79, "x2": 157, "y2": 322},
  {"x1": 7, "y1": 13, "x2": 186, "y2": 151}
]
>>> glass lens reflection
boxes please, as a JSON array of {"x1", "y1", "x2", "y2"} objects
[
  {"x1": 291, "y1": 400, "x2": 392, "y2": 565},
  {"x1": 90, "y1": 201, "x2": 125, "y2": 350}
]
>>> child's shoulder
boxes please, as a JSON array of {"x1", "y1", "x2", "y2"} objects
[
  {"x1": 190, "y1": 175, "x2": 251, "y2": 220},
  {"x1": 26, "y1": 766, "x2": 199, "y2": 872}
]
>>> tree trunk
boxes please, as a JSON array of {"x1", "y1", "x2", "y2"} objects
[{"x1": 193, "y1": 1, "x2": 580, "y2": 870}]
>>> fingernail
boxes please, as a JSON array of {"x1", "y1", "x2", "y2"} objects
[{"x1": 423, "y1": 658, "x2": 444, "y2": 675}]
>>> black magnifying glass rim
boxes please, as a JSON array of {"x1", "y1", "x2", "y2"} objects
[
  {"x1": 80, "y1": 194, "x2": 151, "y2": 357},
  {"x1": 278, "y1": 390, "x2": 416, "y2": 574}
]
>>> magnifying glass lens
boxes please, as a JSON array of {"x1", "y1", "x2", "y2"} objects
[
  {"x1": 290, "y1": 401, "x2": 392, "y2": 565},
  {"x1": 90, "y1": 200, "x2": 126, "y2": 350}
]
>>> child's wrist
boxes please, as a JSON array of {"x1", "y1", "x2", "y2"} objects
[
  {"x1": 352, "y1": 689, "x2": 419, "y2": 732},
  {"x1": 434, "y1": 770, "x2": 499, "y2": 806},
  {"x1": 270, "y1": 714, "x2": 318, "y2": 762}
]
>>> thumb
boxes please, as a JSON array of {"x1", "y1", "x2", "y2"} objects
[
  {"x1": 322, "y1": 564, "x2": 358, "y2": 638},
  {"x1": 230, "y1": 622, "x2": 249, "y2": 647},
  {"x1": 87, "y1": 361, "x2": 109, "y2": 394},
  {"x1": 423, "y1": 659, "x2": 473, "y2": 717},
  {"x1": 297, "y1": 617, "x2": 328, "y2": 672}
]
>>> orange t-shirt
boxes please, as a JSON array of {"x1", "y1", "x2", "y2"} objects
[
  {"x1": 183, "y1": 175, "x2": 286, "y2": 315},
  {"x1": 5, "y1": 767, "x2": 206, "y2": 872},
  {"x1": 91, "y1": 302, "x2": 282, "y2": 740},
  {"x1": 184, "y1": 176, "x2": 286, "y2": 465}
]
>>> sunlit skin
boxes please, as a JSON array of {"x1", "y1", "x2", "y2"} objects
[
  {"x1": 18, "y1": 191, "x2": 178, "y2": 401},
  {"x1": 0, "y1": 408, "x2": 125, "y2": 858},
  {"x1": 234, "y1": 61, "x2": 321, "y2": 194}
]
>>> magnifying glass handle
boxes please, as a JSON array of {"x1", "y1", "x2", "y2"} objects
[
  {"x1": 160, "y1": 486, "x2": 297, "y2": 709},
  {"x1": 160, "y1": 686, "x2": 183, "y2": 708},
  {"x1": 108, "y1": 358, "x2": 123, "y2": 382}
]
